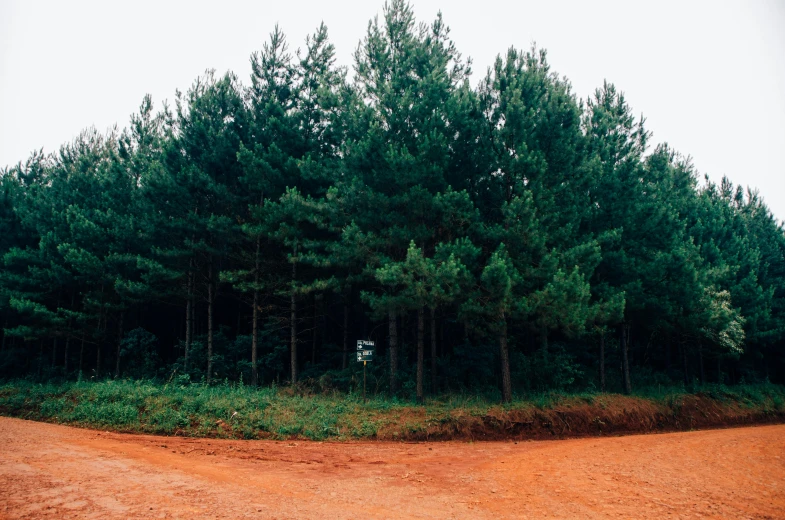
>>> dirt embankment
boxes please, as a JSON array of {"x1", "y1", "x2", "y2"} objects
[
  {"x1": 376, "y1": 393, "x2": 785, "y2": 441},
  {"x1": 1, "y1": 417, "x2": 784, "y2": 519},
  {"x1": 3, "y1": 383, "x2": 784, "y2": 442}
]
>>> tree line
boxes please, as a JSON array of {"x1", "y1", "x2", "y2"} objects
[{"x1": 2, "y1": 1, "x2": 784, "y2": 402}]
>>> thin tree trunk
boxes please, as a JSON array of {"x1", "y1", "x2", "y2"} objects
[
  {"x1": 312, "y1": 293, "x2": 321, "y2": 366},
  {"x1": 207, "y1": 260, "x2": 214, "y2": 385},
  {"x1": 38, "y1": 340, "x2": 43, "y2": 378},
  {"x1": 440, "y1": 318, "x2": 444, "y2": 357},
  {"x1": 1, "y1": 318, "x2": 6, "y2": 352},
  {"x1": 499, "y1": 316, "x2": 512, "y2": 403},
  {"x1": 311, "y1": 309, "x2": 317, "y2": 366},
  {"x1": 698, "y1": 343, "x2": 705, "y2": 384},
  {"x1": 621, "y1": 323, "x2": 632, "y2": 394},
  {"x1": 95, "y1": 312, "x2": 102, "y2": 378},
  {"x1": 600, "y1": 330, "x2": 606, "y2": 392},
  {"x1": 79, "y1": 336, "x2": 85, "y2": 376},
  {"x1": 64, "y1": 336, "x2": 70, "y2": 375},
  {"x1": 665, "y1": 332, "x2": 672, "y2": 370},
  {"x1": 430, "y1": 307, "x2": 437, "y2": 395},
  {"x1": 63, "y1": 293, "x2": 74, "y2": 376},
  {"x1": 416, "y1": 306, "x2": 424, "y2": 404},
  {"x1": 251, "y1": 235, "x2": 261, "y2": 387},
  {"x1": 389, "y1": 310, "x2": 398, "y2": 394},
  {"x1": 681, "y1": 336, "x2": 689, "y2": 387},
  {"x1": 114, "y1": 311, "x2": 124, "y2": 378},
  {"x1": 51, "y1": 293, "x2": 61, "y2": 369},
  {"x1": 342, "y1": 301, "x2": 349, "y2": 370},
  {"x1": 191, "y1": 288, "x2": 196, "y2": 344},
  {"x1": 185, "y1": 264, "x2": 193, "y2": 373},
  {"x1": 540, "y1": 328, "x2": 548, "y2": 364},
  {"x1": 95, "y1": 285, "x2": 105, "y2": 377},
  {"x1": 290, "y1": 245, "x2": 298, "y2": 385},
  {"x1": 236, "y1": 300, "x2": 242, "y2": 337},
  {"x1": 717, "y1": 357, "x2": 722, "y2": 383},
  {"x1": 251, "y1": 287, "x2": 259, "y2": 387}
]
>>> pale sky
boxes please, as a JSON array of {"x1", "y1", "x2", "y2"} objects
[{"x1": 1, "y1": 0, "x2": 783, "y2": 222}]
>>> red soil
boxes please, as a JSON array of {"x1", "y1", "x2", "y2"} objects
[{"x1": 1, "y1": 417, "x2": 783, "y2": 519}]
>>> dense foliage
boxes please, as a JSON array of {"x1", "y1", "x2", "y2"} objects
[{"x1": 2, "y1": 2, "x2": 784, "y2": 402}]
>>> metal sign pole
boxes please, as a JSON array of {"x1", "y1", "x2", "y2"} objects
[{"x1": 357, "y1": 340, "x2": 373, "y2": 404}]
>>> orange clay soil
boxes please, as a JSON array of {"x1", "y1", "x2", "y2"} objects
[{"x1": 0, "y1": 417, "x2": 783, "y2": 519}]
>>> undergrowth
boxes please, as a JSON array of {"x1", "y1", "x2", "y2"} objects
[{"x1": 1, "y1": 379, "x2": 784, "y2": 441}]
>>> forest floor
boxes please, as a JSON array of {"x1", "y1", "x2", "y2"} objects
[{"x1": 0, "y1": 417, "x2": 783, "y2": 519}]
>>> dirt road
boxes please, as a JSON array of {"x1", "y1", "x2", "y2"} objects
[{"x1": 0, "y1": 417, "x2": 783, "y2": 519}]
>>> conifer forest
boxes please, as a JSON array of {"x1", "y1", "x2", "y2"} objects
[{"x1": 2, "y1": 1, "x2": 784, "y2": 403}]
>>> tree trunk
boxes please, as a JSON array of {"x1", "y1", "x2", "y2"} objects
[
  {"x1": 236, "y1": 300, "x2": 242, "y2": 337},
  {"x1": 64, "y1": 336, "x2": 70, "y2": 375},
  {"x1": 312, "y1": 293, "x2": 321, "y2": 366},
  {"x1": 440, "y1": 318, "x2": 444, "y2": 357},
  {"x1": 698, "y1": 343, "x2": 705, "y2": 384},
  {"x1": 64, "y1": 294, "x2": 74, "y2": 375},
  {"x1": 621, "y1": 323, "x2": 632, "y2": 394},
  {"x1": 251, "y1": 288, "x2": 259, "y2": 387},
  {"x1": 185, "y1": 264, "x2": 193, "y2": 373},
  {"x1": 430, "y1": 307, "x2": 437, "y2": 395},
  {"x1": 191, "y1": 289, "x2": 196, "y2": 340},
  {"x1": 681, "y1": 337, "x2": 689, "y2": 387},
  {"x1": 665, "y1": 332, "x2": 672, "y2": 370},
  {"x1": 38, "y1": 340, "x2": 43, "y2": 378},
  {"x1": 599, "y1": 330, "x2": 606, "y2": 392},
  {"x1": 290, "y1": 245, "x2": 298, "y2": 385},
  {"x1": 94, "y1": 312, "x2": 102, "y2": 377},
  {"x1": 114, "y1": 311, "x2": 124, "y2": 378},
  {"x1": 416, "y1": 306, "x2": 424, "y2": 404},
  {"x1": 51, "y1": 294, "x2": 61, "y2": 369},
  {"x1": 717, "y1": 357, "x2": 722, "y2": 384},
  {"x1": 251, "y1": 236, "x2": 261, "y2": 387},
  {"x1": 499, "y1": 316, "x2": 512, "y2": 404},
  {"x1": 79, "y1": 336, "x2": 85, "y2": 376},
  {"x1": 96, "y1": 285, "x2": 105, "y2": 377},
  {"x1": 341, "y1": 301, "x2": 349, "y2": 370},
  {"x1": 539, "y1": 328, "x2": 548, "y2": 364},
  {"x1": 207, "y1": 260, "x2": 214, "y2": 385},
  {"x1": 389, "y1": 310, "x2": 398, "y2": 394}
]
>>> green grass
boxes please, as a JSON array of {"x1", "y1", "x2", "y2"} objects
[{"x1": 1, "y1": 379, "x2": 784, "y2": 440}]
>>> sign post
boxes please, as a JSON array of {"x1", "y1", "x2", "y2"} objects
[{"x1": 356, "y1": 340, "x2": 374, "y2": 403}]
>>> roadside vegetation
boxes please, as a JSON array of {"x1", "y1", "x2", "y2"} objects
[{"x1": 2, "y1": 379, "x2": 783, "y2": 441}]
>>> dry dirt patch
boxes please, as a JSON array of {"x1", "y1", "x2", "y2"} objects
[{"x1": 0, "y1": 417, "x2": 783, "y2": 519}]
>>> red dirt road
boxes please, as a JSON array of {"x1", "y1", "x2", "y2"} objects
[{"x1": 0, "y1": 418, "x2": 783, "y2": 519}]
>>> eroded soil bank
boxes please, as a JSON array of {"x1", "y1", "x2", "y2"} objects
[
  {"x1": 3, "y1": 381, "x2": 785, "y2": 441},
  {"x1": 1, "y1": 417, "x2": 783, "y2": 519}
]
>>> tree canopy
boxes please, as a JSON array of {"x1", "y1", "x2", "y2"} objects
[{"x1": 2, "y1": 1, "x2": 784, "y2": 401}]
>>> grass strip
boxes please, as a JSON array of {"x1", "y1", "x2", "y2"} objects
[{"x1": 1, "y1": 380, "x2": 784, "y2": 441}]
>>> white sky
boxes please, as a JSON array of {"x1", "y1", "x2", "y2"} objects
[{"x1": 1, "y1": 0, "x2": 783, "y2": 222}]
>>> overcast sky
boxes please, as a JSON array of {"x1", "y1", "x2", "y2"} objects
[{"x1": 1, "y1": 0, "x2": 783, "y2": 222}]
